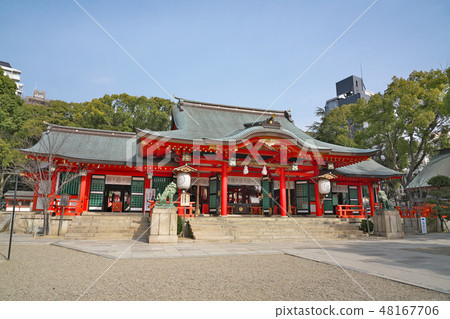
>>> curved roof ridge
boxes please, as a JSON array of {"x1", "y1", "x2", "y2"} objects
[
  {"x1": 44, "y1": 123, "x2": 135, "y2": 137},
  {"x1": 176, "y1": 96, "x2": 290, "y2": 117}
]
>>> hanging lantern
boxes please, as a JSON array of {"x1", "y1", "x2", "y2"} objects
[
  {"x1": 173, "y1": 164, "x2": 197, "y2": 191},
  {"x1": 176, "y1": 172, "x2": 191, "y2": 190},
  {"x1": 243, "y1": 165, "x2": 249, "y2": 175},
  {"x1": 262, "y1": 165, "x2": 268, "y2": 175},
  {"x1": 318, "y1": 179, "x2": 331, "y2": 194}
]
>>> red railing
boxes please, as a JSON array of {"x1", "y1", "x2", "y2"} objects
[
  {"x1": 49, "y1": 196, "x2": 79, "y2": 216},
  {"x1": 273, "y1": 205, "x2": 296, "y2": 215},
  {"x1": 395, "y1": 205, "x2": 434, "y2": 218},
  {"x1": 336, "y1": 205, "x2": 366, "y2": 218},
  {"x1": 148, "y1": 200, "x2": 196, "y2": 218}
]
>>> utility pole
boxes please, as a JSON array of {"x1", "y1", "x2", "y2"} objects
[{"x1": 7, "y1": 172, "x2": 19, "y2": 260}]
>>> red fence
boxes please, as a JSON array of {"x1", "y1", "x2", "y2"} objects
[
  {"x1": 148, "y1": 201, "x2": 196, "y2": 218},
  {"x1": 336, "y1": 205, "x2": 368, "y2": 218},
  {"x1": 395, "y1": 205, "x2": 434, "y2": 219}
]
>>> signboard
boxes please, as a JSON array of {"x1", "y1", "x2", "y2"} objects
[
  {"x1": 144, "y1": 188, "x2": 155, "y2": 211},
  {"x1": 420, "y1": 217, "x2": 427, "y2": 234},
  {"x1": 332, "y1": 185, "x2": 348, "y2": 193},
  {"x1": 60, "y1": 194, "x2": 70, "y2": 207},
  {"x1": 180, "y1": 193, "x2": 190, "y2": 207},
  {"x1": 105, "y1": 175, "x2": 132, "y2": 185}
]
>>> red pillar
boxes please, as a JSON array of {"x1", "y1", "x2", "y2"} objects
[
  {"x1": 368, "y1": 183, "x2": 375, "y2": 216},
  {"x1": 279, "y1": 168, "x2": 287, "y2": 217},
  {"x1": 221, "y1": 162, "x2": 228, "y2": 216},
  {"x1": 314, "y1": 181, "x2": 323, "y2": 216},
  {"x1": 76, "y1": 175, "x2": 87, "y2": 215},
  {"x1": 357, "y1": 184, "x2": 363, "y2": 206}
]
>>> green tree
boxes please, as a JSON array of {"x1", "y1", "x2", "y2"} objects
[
  {"x1": 426, "y1": 175, "x2": 450, "y2": 232},
  {"x1": 308, "y1": 103, "x2": 359, "y2": 147},
  {"x1": 0, "y1": 69, "x2": 16, "y2": 95},
  {"x1": 73, "y1": 94, "x2": 173, "y2": 132},
  {"x1": 310, "y1": 68, "x2": 450, "y2": 193},
  {"x1": 359, "y1": 69, "x2": 449, "y2": 188},
  {"x1": 0, "y1": 70, "x2": 27, "y2": 196}
]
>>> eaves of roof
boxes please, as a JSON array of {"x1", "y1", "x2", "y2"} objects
[{"x1": 334, "y1": 159, "x2": 404, "y2": 179}]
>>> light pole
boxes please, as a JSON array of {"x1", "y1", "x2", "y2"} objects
[
  {"x1": 7, "y1": 171, "x2": 20, "y2": 260},
  {"x1": 173, "y1": 164, "x2": 197, "y2": 237}
]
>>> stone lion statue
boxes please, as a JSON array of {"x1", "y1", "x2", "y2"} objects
[
  {"x1": 155, "y1": 182, "x2": 177, "y2": 207},
  {"x1": 378, "y1": 190, "x2": 392, "y2": 210}
]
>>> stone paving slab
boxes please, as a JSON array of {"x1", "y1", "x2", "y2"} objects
[
  {"x1": 0, "y1": 233, "x2": 55, "y2": 244},
  {"x1": 49, "y1": 233, "x2": 450, "y2": 294},
  {"x1": 2, "y1": 232, "x2": 450, "y2": 294}
]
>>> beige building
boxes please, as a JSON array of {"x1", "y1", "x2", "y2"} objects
[
  {"x1": 25, "y1": 90, "x2": 49, "y2": 106},
  {"x1": 0, "y1": 60, "x2": 24, "y2": 96}
]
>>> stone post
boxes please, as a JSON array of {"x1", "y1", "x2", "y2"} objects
[
  {"x1": 373, "y1": 209, "x2": 404, "y2": 239},
  {"x1": 149, "y1": 207, "x2": 178, "y2": 243}
]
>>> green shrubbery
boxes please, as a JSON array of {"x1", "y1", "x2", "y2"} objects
[
  {"x1": 359, "y1": 219, "x2": 374, "y2": 233},
  {"x1": 177, "y1": 215, "x2": 183, "y2": 235}
]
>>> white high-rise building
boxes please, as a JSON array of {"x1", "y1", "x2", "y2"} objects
[{"x1": 0, "y1": 61, "x2": 24, "y2": 96}]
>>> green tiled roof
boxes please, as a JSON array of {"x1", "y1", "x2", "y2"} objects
[
  {"x1": 138, "y1": 98, "x2": 377, "y2": 156},
  {"x1": 334, "y1": 159, "x2": 404, "y2": 179},
  {"x1": 23, "y1": 98, "x2": 404, "y2": 181},
  {"x1": 21, "y1": 125, "x2": 137, "y2": 165},
  {"x1": 406, "y1": 149, "x2": 450, "y2": 189}
]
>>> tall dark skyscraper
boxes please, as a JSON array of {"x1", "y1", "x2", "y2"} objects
[{"x1": 324, "y1": 75, "x2": 373, "y2": 113}]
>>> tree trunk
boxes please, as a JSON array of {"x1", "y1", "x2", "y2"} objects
[
  {"x1": 0, "y1": 173, "x2": 12, "y2": 200},
  {"x1": 43, "y1": 209, "x2": 50, "y2": 236}
]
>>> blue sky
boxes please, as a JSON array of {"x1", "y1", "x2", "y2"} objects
[{"x1": 1, "y1": 0, "x2": 449, "y2": 130}]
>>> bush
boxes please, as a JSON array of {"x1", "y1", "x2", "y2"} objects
[
  {"x1": 177, "y1": 215, "x2": 183, "y2": 235},
  {"x1": 359, "y1": 219, "x2": 374, "y2": 233}
]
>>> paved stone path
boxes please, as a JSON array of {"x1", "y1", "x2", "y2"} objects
[{"x1": 2, "y1": 232, "x2": 450, "y2": 294}]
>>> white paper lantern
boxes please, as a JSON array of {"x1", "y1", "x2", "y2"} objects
[
  {"x1": 177, "y1": 172, "x2": 191, "y2": 190},
  {"x1": 318, "y1": 179, "x2": 331, "y2": 194},
  {"x1": 262, "y1": 165, "x2": 267, "y2": 175}
]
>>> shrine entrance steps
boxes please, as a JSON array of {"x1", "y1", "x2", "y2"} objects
[
  {"x1": 64, "y1": 213, "x2": 149, "y2": 240},
  {"x1": 188, "y1": 216, "x2": 367, "y2": 242}
]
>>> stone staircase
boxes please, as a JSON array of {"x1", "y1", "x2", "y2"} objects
[
  {"x1": 0, "y1": 213, "x2": 11, "y2": 232},
  {"x1": 188, "y1": 216, "x2": 366, "y2": 242},
  {"x1": 402, "y1": 219, "x2": 420, "y2": 235},
  {"x1": 64, "y1": 213, "x2": 150, "y2": 241}
]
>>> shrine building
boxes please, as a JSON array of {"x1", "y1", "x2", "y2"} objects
[{"x1": 23, "y1": 98, "x2": 403, "y2": 219}]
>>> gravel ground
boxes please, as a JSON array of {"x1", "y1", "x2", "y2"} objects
[{"x1": 1, "y1": 244, "x2": 449, "y2": 301}]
